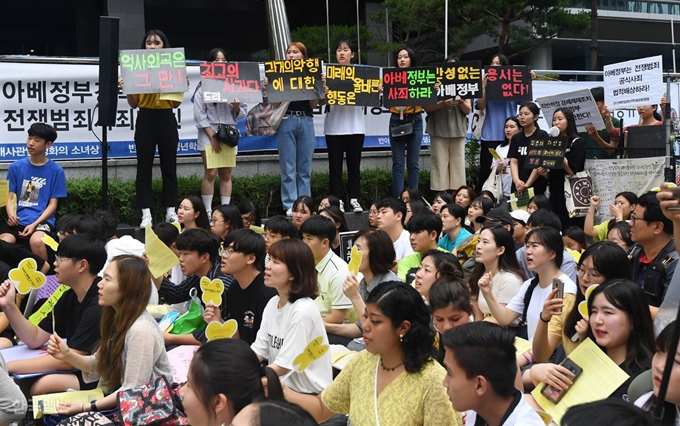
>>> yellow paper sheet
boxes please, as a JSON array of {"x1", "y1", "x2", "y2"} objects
[
  {"x1": 531, "y1": 338, "x2": 629, "y2": 425},
  {"x1": 514, "y1": 336, "x2": 533, "y2": 357},
  {"x1": 33, "y1": 388, "x2": 104, "y2": 419},
  {"x1": 159, "y1": 91, "x2": 185, "y2": 102},
  {"x1": 146, "y1": 304, "x2": 170, "y2": 319},
  {"x1": 0, "y1": 180, "x2": 8, "y2": 207},
  {"x1": 145, "y1": 225, "x2": 180, "y2": 279},
  {"x1": 206, "y1": 145, "x2": 236, "y2": 169},
  {"x1": 489, "y1": 148, "x2": 503, "y2": 161}
]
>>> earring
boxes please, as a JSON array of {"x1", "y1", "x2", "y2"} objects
[{"x1": 399, "y1": 334, "x2": 404, "y2": 342}]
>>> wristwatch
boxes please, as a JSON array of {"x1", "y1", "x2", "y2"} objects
[{"x1": 90, "y1": 400, "x2": 97, "y2": 412}]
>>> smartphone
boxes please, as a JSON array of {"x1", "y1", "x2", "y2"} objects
[
  {"x1": 665, "y1": 187, "x2": 680, "y2": 210},
  {"x1": 540, "y1": 358, "x2": 583, "y2": 404},
  {"x1": 552, "y1": 278, "x2": 565, "y2": 299}
]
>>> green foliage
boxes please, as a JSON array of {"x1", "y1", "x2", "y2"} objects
[
  {"x1": 291, "y1": 25, "x2": 373, "y2": 63},
  {"x1": 371, "y1": 0, "x2": 589, "y2": 62},
  {"x1": 465, "y1": 138, "x2": 481, "y2": 187},
  {"x1": 51, "y1": 169, "x2": 433, "y2": 225}
]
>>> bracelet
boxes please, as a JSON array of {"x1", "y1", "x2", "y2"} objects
[
  {"x1": 522, "y1": 351, "x2": 534, "y2": 364},
  {"x1": 539, "y1": 313, "x2": 550, "y2": 323},
  {"x1": 82, "y1": 403, "x2": 87, "y2": 413}
]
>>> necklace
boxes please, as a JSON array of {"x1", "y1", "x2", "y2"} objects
[{"x1": 379, "y1": 356, "x2": 403, "y2": 372}]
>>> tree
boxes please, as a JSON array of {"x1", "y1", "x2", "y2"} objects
[
  {"x1": 371, "y1": 0, "x2": 589, "y2": 63},
  {"x1": 291, "y1": 25, "x2": 373, "y2": 63}
]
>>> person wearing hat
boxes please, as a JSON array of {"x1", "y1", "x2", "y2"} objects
[
  {"x1": 510, "y1": 210, "x2": 530, "y2": 246},
  {"x1": 475, "y1": 208, "x2": 521, "y2": 250}
]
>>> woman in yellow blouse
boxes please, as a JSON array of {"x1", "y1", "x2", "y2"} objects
[
  {"x1": 123, "y1": 30, "x2": 182, "y2": 227},
  {"x1": 284, "y1": 281, "x2": 462, "y2": 426}
]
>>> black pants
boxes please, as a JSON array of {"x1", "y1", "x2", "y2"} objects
[
  {"x1": 326, "y1": 134, "x2": 364, "y2": 200},
  {"x1": 477, "y1": 139, "x2": 502, "y2": 192},
  {"x1": 134, "y1": 108, "x2": 179, "y2": 209}
]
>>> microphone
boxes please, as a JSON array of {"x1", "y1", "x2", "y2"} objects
[{"x1": 549, "y1": 126, "x2": 560, "y2": 137}]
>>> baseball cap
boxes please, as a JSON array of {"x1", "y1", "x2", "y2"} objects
[
  {"x1": 510, "y1": 210, "x2": 530, "y2": 226},
  {"x1": 476, "y1": 208, "x2": 514, "y2": 228}
]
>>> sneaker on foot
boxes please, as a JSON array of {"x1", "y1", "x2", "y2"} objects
[
  {"x1": 140, "y1": 214, "x2": 153, "y2": 228},
  {"x1": 166, "y1": 212, "x2": 179, "y2": 224},
  {"x1": 339, "y1": 200, "x2": 345, "y2": 213},
  {"x1": 286, "y1": 208, "x2": 293, "y2": 217},
  {"x1": 350, "y1": 199, "x2": 363, "y2": 213}
]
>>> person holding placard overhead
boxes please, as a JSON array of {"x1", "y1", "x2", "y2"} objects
[
  {"x1": 388, "y1": 47, "x2": 427, "y2": 198},
  {"x1": 581, "y1": 87, "x2": 621, "y2": 159},
  {"x1": 194, "y1": 48, "x2": 247, "y2": 216},
  {"x1": 424, "y1": 55, "x2": 472, "y2": 193},
  {"x1": 324, "y1": 40, "x2": 365, "y2": 214},
  {"x1": 119, "y1": 30, "x2": 181, "y2": 228},
  {"x1": 475, "y1": 54, "x2": 522, "y2": 192},
  {"x1": 277, "y1": 42, "x2": 320, "y2": 217}
]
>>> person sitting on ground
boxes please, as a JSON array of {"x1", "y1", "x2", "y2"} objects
[
  {"x1": 239, "y1": 200, "x2": 262, "y2": 230},
  {"x1": 178, "y1": 195, "x2": 211, "y2": 231},
  {"x1": 429, "y1": 269, "x2": 473, "y2": 364},
  {"x1": 413, "y1": 251, "x2": 462, "y2": 303},
  {"x1": 47, "y1": 255, "x2": 172, "y2": 416},
  {"x1": 441, "y1": 322, "x2": 550, "y2": 426},
  {"x1": 300, "y1": 216, "x2": 353, "y2": 343},
  {"x1": 526, "y1": 194, "x2": 551, "y2": 215},
  {"x1": 562, "y1": 226, "x2": 587, "y2": 254},
  {"x1": 398, "y1": 211, "x2": 445, "y2": 284},
  {"x1": 404, "y1": 199, "x2": 428, "y2": 227},
  {"x1": 0, "y1": 234, "x2": 106, "y2": 395},
  {"x1": 0, "y1": 123, "x2": 66, "y2": 265},
  {"x1": 155, "y1": 228, "x2": 235, "y2": 345},
  {"x1": 374, "y1": 197, "x2": 414, "y2": 262},
  {"x1": 232, "y1": 399, "x2": 318, "y2": 426},
  {"x1": 510, "y1": 209, "x2": 530, "y2": 246},
  {"x1": 263, "y1": 215, "x2": 299, "y2": 265},
  {"x1": 318, "y1": 206, "x2": 349, "y2": 257},
  {"x1": 204, "y1": 228, "x2": 276, "y2": 345},
  {"x1": 210, "y1": 204, "x2": 244, "y2": 244},
  {"x1": 0, "y1": 352, "x2": 26, "y2": 426},
  {"x1": 438, "y1": 204, "x2": 472, "y2": 253},
  {"x1": 585, "y1": 192, "x2": 637, "y2": 242}
]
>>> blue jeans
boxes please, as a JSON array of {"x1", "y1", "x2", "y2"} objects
[
  {"x1": 277, "y1": 114, "x2": 315, "y2": 209},
  {"x1": 389, "y1": 113, "x2": 423, "y2": 198}
]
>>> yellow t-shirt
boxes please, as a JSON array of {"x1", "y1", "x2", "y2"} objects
[
  {"x1": 322, "y1": 350, "x2": 462, "y2": 426},
  {"x1": 389, "y1": 106, "x2": 423, "y2": 115},
  {"x1": 593, "y1": 219, "x2": 611, "y2": 242},
  {"x1": 547, "y1": 293, "x2": 580, "y2": 356},
  {"x1": 137, "y1": 93, "x2": 175, "y2": 109}
]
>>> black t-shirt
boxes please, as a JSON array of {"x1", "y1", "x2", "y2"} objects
[
  {"x1": 507, "y1": 128, "x2": 549, "y2": 194},
  {"x1": 38, "y1": 277, "x2": 102, "y2": 354},
  {"x1": 226, "y1": 272, "x2": 277, "y2": 345},
  {"x1": 287, "y1": 100, "x2": 313, "y2": 113},
  {"x1": 548, "y1": 137, "x2": 586, "y2": 184}
]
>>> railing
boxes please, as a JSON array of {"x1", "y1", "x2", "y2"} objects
[{"x1": 573, "y1": 0, "x2": 680, "y2": 15}]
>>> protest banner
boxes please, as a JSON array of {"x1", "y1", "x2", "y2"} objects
[
  {"x1": 339, "y1": 231, "x2": 358, "y2": 264},
  {"x1": 199, "y1": 61, "x2": 262, "y2": 104},
  {"x1": 325, "y1": 64, "x2": 381, "y2": 107},
  {"x1": 382, "y1": 67, "x2": 438, "y2": 107},
  {"x1": 485, "y1": 66, "x2": 532, "y2": 102},
  {"x1": 585, "y1": 157, "x2": 665, "y2": 221},
  {"x1": 603, "y1": 55, "x2": 663, "y2": 108},
  {"x1": 626, "y1": 125, "x2": 667, "y2": 158},
  {"x1": 536, "y1": 89, "x2": 605, "y2": 132},
  {"x1": 120, "y1": 48, "x2": 187, "y2": 94},
  {"x1": 525, "y1": 137, "x2": 568, "y2": 169},
  {"x1": 435, "y1": 61, "x2": 482, "y2": 100},
  {"x1": 264, "y1": 58, "x2": 324, "y2": 103}
]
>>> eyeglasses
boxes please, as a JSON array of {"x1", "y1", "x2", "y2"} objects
[
  {"x1": 578, "y1": 267, "x2": 601, "y2": 281},
  {"x1": 629, "y1": 213, "x2": 648, "y2": 225},
  {"x1": 209, "y1": 219, "x2": 224, "y2": 225},
  {"x1": 219, "y1": 246, "x2": 236, "y2": 257},
  {"x1": 369, "y1": 210, "x2": 379, "y2": 215},
  {"x1": 55, "y1": 255, "x2": 78, "y2": 263}
]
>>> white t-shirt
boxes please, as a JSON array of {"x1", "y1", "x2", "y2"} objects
[
  {"x1": 393, "y1": 229, "x2": 414, "y2": 261},
  {"x1": 323, "y1": 105, "x2": 365, "y2": 135},
  {"x1": 465, "y1": 392, "x2": 546, "y2": 426},
  {"x1": 477, "y1": 271, "x2": 523, "y2": 319},
  {"x1": 505, "y1": 273, "x2": 577, "y2": 341},
  {"x1": 251, "y1": 296, "x2": 333, "y2": 394}
]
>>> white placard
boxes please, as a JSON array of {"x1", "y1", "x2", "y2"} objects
[
  {"x1": 585, "y1": 157, "x2": 665, "y2": 221},
  {"x1": 536, "y1": 88, "x2": 606, "y2": 132},
  {"x1": 604, "y1": 55, "x2": 663, "y2": 109}
]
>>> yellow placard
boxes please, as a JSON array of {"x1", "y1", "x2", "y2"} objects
[
  {"x1": 0, "y1": 180, "x2": 8, "y2": 207},
  {"x1": 577, "y1": 301, "x2": 588, "y2": 318},
  {"x1": 33, "y1": 388, "x2": 104, "y2": 419},
  {"x1": 9, "y1": 258, "x2": 46, "y2": 295},
  {"x1": 145, "y1": 225, "x2": 180, "y2": 279},
  {"x1": 29, "y1": 285, "x2": 68, "y2": 326},
  {"x1": 41, "y1": 234, "x2": 59, "y2": 251},
  {"x1": 514, "y1": 336, "x2": 533, "y2": 357},
  {"x1": 200, "y1": 277, "x2": 224, "y2": 306},
  {"x1": 205, "y1": 319, "x2": 238, "y2": 341},
  {"x1": 489, "y1": 147, "x2": 503, "y2": 161},
  {"x1": 348, "y1": 245, "x2": 362, "y2": 276},
  {"x1": 293, "y1": 336, "x2": 329, "y2": 372},
  {"x1": 205, "y1": 145, "x2": 236, "y2": 169},
  {"x1": 159, "y1": 92, "x2": 185, "y2": 102},
  {"x1": 531, "y1": 338, "x2": 629, "y2": 425}
]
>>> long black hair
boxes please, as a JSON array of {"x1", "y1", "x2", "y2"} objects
[
  {"x1": 499, "y1": 116, "x2": 521, "y2": 148},
  {"x1": 519, "y1": 102, "x2": 541, "y2": 130},
  {"x1": 366, "y1": 281, "x2": 436, "y2": 373},
  {"x1": 520, "y1": 227, "x2": 563, "y2": 325},
  {"x1": 553, "y1": 107, "x2": 580, "y2": 139},
  {"x1": 141, "y1": 29, "x2": 170, "y2": 49},
  {"x1": 395, "y1": 47, "x2": 417, "y2": 67}
]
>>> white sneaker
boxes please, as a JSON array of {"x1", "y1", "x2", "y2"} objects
[
  {"x1": 140, "y1": 214, "x2": 153, "y2": 228},
  {"x1": 339, "y1": 200, "x2": 345, "y2": 213},
  {"x1": 166, "y1": 212, "x2": 179, "y2": 224},
  {"x1": 286, "y1": 208, "x2": 293, "y2": 217},
  {"x1": 350, "y1": 199, "x2": 363, "y2": 213}
]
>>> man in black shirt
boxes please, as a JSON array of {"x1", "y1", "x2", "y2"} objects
[
  {"x1": 0, "y1": 233, "x2": 106, "y2": 395},
  {"x1": 204, "y1": 228, "x2": 275, "y2": 345}
]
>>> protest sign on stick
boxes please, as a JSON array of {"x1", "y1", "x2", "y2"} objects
[
  {"x1": 382, "y1": 67, "x2": 438, "y2": 107},
  {"x1": 434, "y1": 61, "x2": 482, "y2": 100},
  {"x1": 120, "y1": 48, "x2": 188, "y2": 94},
  {"x1": 536, "y1": 89, "x2": 605, "y2": 132},
  {"x1": 604, "y1": 55, "x2": 663, "y2": 109},
  {"x1": 485, "y1": 66, "x2": 532, "y2": 102},
  {"x1": 325, "y1": 65, "x2": 381, "y2": 107},
  {"x1": 199, "y1": 61, "x2": 262, "y2": 104},
  {"x1": 264, "y1": 59, "x2": 325, "y2": 103}
]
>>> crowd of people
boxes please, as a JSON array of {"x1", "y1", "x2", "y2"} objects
[{"x1": 0, "y1": 32, "x2": 679, "y2": 426}]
